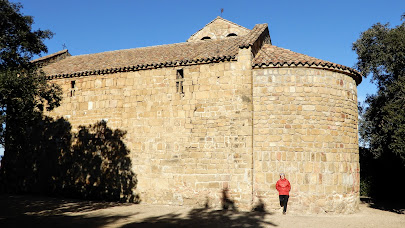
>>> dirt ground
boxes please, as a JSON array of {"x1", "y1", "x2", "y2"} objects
[{"x1": 0, "y1": 194, "x2": 404, "y2": 228}]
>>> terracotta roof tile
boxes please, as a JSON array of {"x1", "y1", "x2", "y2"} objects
[
  {"x1": 39, "y1": 23, "x2": 360, "y2": 85},
  {"x1": 253, "y1": 44, "x2": 362, "y2": 84},
  {"x1": 239, "y1": 24, "x2": 269, "y2": 48},
  {"x1": 41, "y1": 37, "x2": 243, "y2": 78}
]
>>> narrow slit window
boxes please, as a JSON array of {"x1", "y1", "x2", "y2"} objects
[
  {"x1": 176, "y1": 69, "x2": 184, "y2": 94},
  {"x1": 70, "y1": 80, "x2": 76, "y2": 97}
]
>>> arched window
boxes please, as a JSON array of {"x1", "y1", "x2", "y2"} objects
[
  {"x1": 227, "y1": 33, "x2": 237, "y2": 37},
  {"x1": 201, "y1": 36, "x2": 211, "y2": 40}
]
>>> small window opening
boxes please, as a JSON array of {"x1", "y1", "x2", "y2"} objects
[
  {"x1": 70, "y1": 80, "x2": 76, "y2": 97},
  {"x1": 201, "y1": 36, "x2": 211, "y2": 40},
  {"x1": 227, "y1": 33, "x2": 237, "y2": 37},
  {"x1": 176, "y1": 69, "x2": 184, "y2": 94}
]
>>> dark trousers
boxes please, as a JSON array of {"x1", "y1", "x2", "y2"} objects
[{"x1": 279, "y1": 195, "x2": 289, "y2": 212}]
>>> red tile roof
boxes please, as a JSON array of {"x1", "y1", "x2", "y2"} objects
[
  {"x1": 42, "y1": 37, "x2": 243, "y2": 79},
  {"x1": 253, "y1": 44, "x2": 362, "y2": 84},
  {"x1": 240, "y1": 24, "x2": 269, "y2": 48},
  {"x1": 38, "y1": 21, "x2": 360, "y2": 84}
]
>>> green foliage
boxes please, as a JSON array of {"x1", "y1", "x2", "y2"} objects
[
  {"x1": 353, "y1": 15, "x2": 405, "y2": 163},
  {"x1": 360, "y1": 179, "x2": 371, "y2": 197},
  {"x1": 0, "y1": 0, "x2": 53, "y2": 70},
  {"x1": 0, "y1": 1, "x2": 139, "y2": 202},
  {"x1": 0, "y1": 0, "x2": 59, "y2": 146},
  {"x1": 0, "y1": 116, "x2": 71, "y2": 193},
  {"x1": 353, "y1": 21, "x2": 405, "y2": 90},
  {"x1": 359, "y1": 146, "x2": 405, "y2": 200},
  {"x1": 0, "y1": 69, "x2": 62, "y2": 143},
  {"x1": 0, "y1": 0, "x2": 62, "y2": 192},
  {"x1": 359, "y1": 147, "x2": 374, "y2": 197}
]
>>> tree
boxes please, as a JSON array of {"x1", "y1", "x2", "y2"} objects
[
  {"x1": 353, "y1": 15, "x2": 405, "y2": 163},
  {"x1": 0, "y1": 0, "x2": 60, "y2": 145},
  {"x1": 1, "y1": 0, "x2": 59, "y2": 144},
  {"x1": 0, "y1": 2, "x2": 138, "y2": 200},
  {"x1": 0, "y1": 0, "x2": 61, "y2": 192},
  {"x1": 353, "y1": 15, "x2": 405, "y2": 200},
  {"x1": 0, "y1": 0, "x2": 53, "y2": 70}
]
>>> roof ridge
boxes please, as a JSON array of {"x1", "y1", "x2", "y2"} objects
[
  {"x1": 63, "y1": 42, "x2": 191, "y2": 59},
  {"x1": 32, "y1": 49, "x2": 70, "y2": 63},
  {"x1": 239, "y1": 23, "x2": 268, "y2": 48},
  {"x1": 52, "y1": 36, "x2": 244, "y2": 60}
]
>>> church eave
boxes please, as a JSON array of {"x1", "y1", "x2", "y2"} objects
[
  {"x1": 46, "y1": 55, "x2": 237, "y2": 80},
  {"x1": 252, "y1": 62, "x2": 362, "y2": 85}
]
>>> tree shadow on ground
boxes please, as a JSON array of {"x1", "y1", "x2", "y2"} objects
[
  {"x1": 122, "y1": 207, "x2": 277, "y2": 228},
  {"x1": 0, "y1": 191, "x2": 278, "y2": 228},
  {"x1": 360, "y1": 147, "x2": 405, "y2": 214},
  {"x1": 361, "y1": 197, "x2": 405, "y2": 214},
  {"x1": 123, "y1": 189, "x2": 276, "y2": 228},
  {"x1": 0, "y1": 194, "x2": 135, "y2": 228}
]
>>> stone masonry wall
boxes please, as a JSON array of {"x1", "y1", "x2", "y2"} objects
[
  {"x1": 187, "y1": 18, "x2": 250, "y2": 42},
  {"x1": 252, "y1": 67, "x2": 360, "y2": 214},
  {"x1": 47, "y1": 52, "x2": 361, "y2": 213},
  {"x1": 48, "y1": 49, "x2": 254, "y2": 210}
]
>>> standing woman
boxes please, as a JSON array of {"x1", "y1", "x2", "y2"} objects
[{"x1": 276, "y1": 173, "x2": 291, "y2": 215}]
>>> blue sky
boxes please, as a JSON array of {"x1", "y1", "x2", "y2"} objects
[{"x1": 0, "y1": 0, "x2": 404, "y2": 157}]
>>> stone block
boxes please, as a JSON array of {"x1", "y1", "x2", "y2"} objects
[{"x1": 304, "y1": 163, "x2": 313, "y2": 173}]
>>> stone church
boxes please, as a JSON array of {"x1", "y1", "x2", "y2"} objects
[{"x1": 35, "y1": 17, "x2": 362, "y2": 213}]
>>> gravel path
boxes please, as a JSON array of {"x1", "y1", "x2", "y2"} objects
[{"x1": 0, "y1": 194, "x2": 404, "y2": 227}]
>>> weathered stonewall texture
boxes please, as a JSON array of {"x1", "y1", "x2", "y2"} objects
[
  {"x1": 47, "y1": 51, "x2": 254, "y2": 210},
  {"x1": 187, "y1": 17, "x2": 251, "y2": 42},
  {"x1": 252, "y1": 67, "x2": 360, "y2": 214},
  {"x1": 39, "y1": 17, "x2": 362, "y2": 213}
]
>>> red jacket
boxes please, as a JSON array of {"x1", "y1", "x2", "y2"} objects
[{"x1": 276, "y1": 178, "x2": 291, "y2": 195}]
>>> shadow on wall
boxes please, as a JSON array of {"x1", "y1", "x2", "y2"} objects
[
  {"x1": 221, "y1": 187, "x2": 237, "y2": 211},
  {"x1": 56, "y1": 120, "x2": 139, "y2": 203},
  {"x1": 0, "y1": 117, "x2": 139, "y2": 203}
]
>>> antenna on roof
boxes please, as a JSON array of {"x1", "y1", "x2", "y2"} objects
[
  {"x1": 62, "y1": 43, "x2": 67, "y2": 50},
  {"x1": 221, "y1": 8, "x2": 224, "y2": 17}
]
